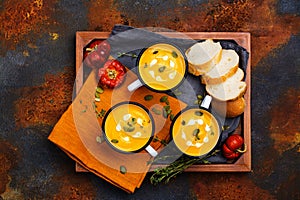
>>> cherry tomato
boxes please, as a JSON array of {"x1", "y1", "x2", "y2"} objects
[
  {"x1": 98, "y1": 60, "x2": 126, "y2": 89},
  {"x1": 222, "y1": 134, "x2": 246, "y2": 160},
  {"x1": 83, "y1": 40, "x2": 111, "y2": 68}
]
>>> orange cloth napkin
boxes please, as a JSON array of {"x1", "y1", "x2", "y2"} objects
[{"x1": 48, "y1": 69, "x2": 186, "y2": 193}]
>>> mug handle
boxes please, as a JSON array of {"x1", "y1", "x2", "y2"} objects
[
  {"x1": 200, "y1": 95, "x2": 212, "y2": 109},
  {"x1": 145, "y1": 145, "x2": 158, "y2": 157},
  {"x1": 127, "y1": 79, "x2": 143, "y2": 92}
]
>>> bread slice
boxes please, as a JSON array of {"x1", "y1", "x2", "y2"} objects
[
  {"x1": 201, "y1": 49, "x2": 239, "y2": 85},
  {"x1": 212, "y1": 97, "x2": 246, "y2": 118},
  {"x1": 202, "y1": 67, "x2": 244, "y2": 85},
  {"x1": 185, "y1": 39, "x2": 222, "y2": 76},
  {"x1": 205, "y1": 68, "x2": 246, "y2": 101}
]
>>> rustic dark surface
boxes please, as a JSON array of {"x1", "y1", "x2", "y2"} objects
[{"x1": 0, "y1": 0, "x2": 299, "y2": 199}]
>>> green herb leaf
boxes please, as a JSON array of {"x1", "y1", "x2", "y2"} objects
[
  {"x1": 96, "y1": 109, "x2": 106, "y2": 118},
  {"x1": 117, "y1": 52, "x2": 138, "y2": 58}
]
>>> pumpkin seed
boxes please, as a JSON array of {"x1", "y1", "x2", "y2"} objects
[
  {"x1": 170, "y1": 113, "x2": 175, "y2": 121},
  {"x1": 95, "y1": 92, "x2": 100, "y2": 98},
  {"x1": 131, "y1": 117, "x2": 137, "y2": 124},
  {"x1": 111, "y1": 139, "x2": 119, "y2": 143},
  {"x1": 123, "y1": 126, "x2": 135, "y2": 132},
  {"x1": 144, "y1": 94, "x2": 154, "y2": 101},
  {"x1": 96, "y1": 86, "x2": 104, "y2": 94},
  {"x1": 171, "y1": 51, "x2": 178, "y2": 58},
  {"x1": 192, "y1": 128, "x2": 200, "y2": 136},
  {"x1": 96, "y1": 135, "x2": 105, "y2": 143},
  {"x1": 174, "y1": 90, "x2": 182, "y2": 96},
  {"x1": 100, "y1": 109, "x2": 106, "y2": 117},
  {"x1": 120, "y1": 165, "x2": 127, "y2": 174},
  {"x1": 197, "y1": 94, "x2": 203, "y2": 100},
  {"x1": 163, "y1": 105, "x2": 170, "y2": 111},
  {"x1": 194, "y1": 111, "x2": 203, "y2": 116},
  {"x1": 222, "y1": 125, "x2": 230, "y2": 131},
  {"x1": 193, "y1": 129, "x2": 200, "y2": 140},
  {"x1": 181, "y1": 120, "x2": 186, "y2": 125},
  {"x1": 162, "y1": 108, "x2": 168, "y2": 118},
  {"x1": 158, "y1": 66, "x2": 166, "y2": 73},
  {"x1": 166, "y1": 109, "x2": 172, "y2": 115},
  {"x1": 152, "y1": 107, "x2": 162, "y2": 115},
  {"x1": 194, "y1": 100, "x2": 199, "y2": 105},
  {"x1": 153, "y1": 50, "x2": 159, "y2": 54},
  {"x1": 160, "y1": 96, "x2": 168, "y2": 103},
  {"x1": 165, "y1": 99, "x2": 170, "y2": 105}
]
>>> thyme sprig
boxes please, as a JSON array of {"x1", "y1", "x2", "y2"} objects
[
  {"x1": 117, "y1": 52, "x2": 138, "y2": 58},
  {"x1": 150, "y1": 149, "x2": 220, "y2": 185}
]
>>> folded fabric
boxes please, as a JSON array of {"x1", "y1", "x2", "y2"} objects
[
  {"x1": 48, "y1": 69, "x2": 186, "y2": 193},
  {"x1": 49, "y1": 25, "x2": 250, "y2": 192}
]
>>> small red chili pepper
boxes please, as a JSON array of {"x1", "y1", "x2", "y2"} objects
[
  {"x1": 98, "y1": 60, "x2": 126, "y2": 89},
  {"x1": 222, "y1": 134, "x2": 247, "y2": 160},
  {"x1": 83, "y1": 40, "x2": 111, "y2": 68}
]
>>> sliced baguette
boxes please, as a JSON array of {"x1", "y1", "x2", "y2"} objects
[
  {"x1": 201, "y1": 49, "x2": 239, "y2": 85},
  {"x1": 185, "y1": 39, "x2": 222, "y2": 76},
  {"x1": 205, "y1": 68, "x2": 246, "y2": 101},
  {"x1": 202, "y1": 67, "x2": 244, "y2": 85}
]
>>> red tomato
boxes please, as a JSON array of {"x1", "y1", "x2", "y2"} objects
[
  {"x1": 98, "y1": 60, "x2": 126, "y2": 89},
  {"x1": 83, "y1": 40, "x2": 111, "y2": 68},
  {"x1": 222, "y1": 134, "x2": 246, "y2": 160}
]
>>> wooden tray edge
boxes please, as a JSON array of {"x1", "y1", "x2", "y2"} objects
[{"x1": 75, "y1": 31, "x2": 252, "y2": 172}]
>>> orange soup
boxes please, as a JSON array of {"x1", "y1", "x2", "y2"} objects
[
  {"x1": 103, "y1": 103, "x2": 154, "y2": 153},
  {"x1": 138, "y1": 43, "x2": 186, "y2": 91},
  {"x1": 171, "y1": 108, "x2": 220, "y2": 157}
]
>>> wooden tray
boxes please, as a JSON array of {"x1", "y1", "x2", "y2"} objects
[{"x1": 75, "y1": 31, "x2": 251, "y2": 172}]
